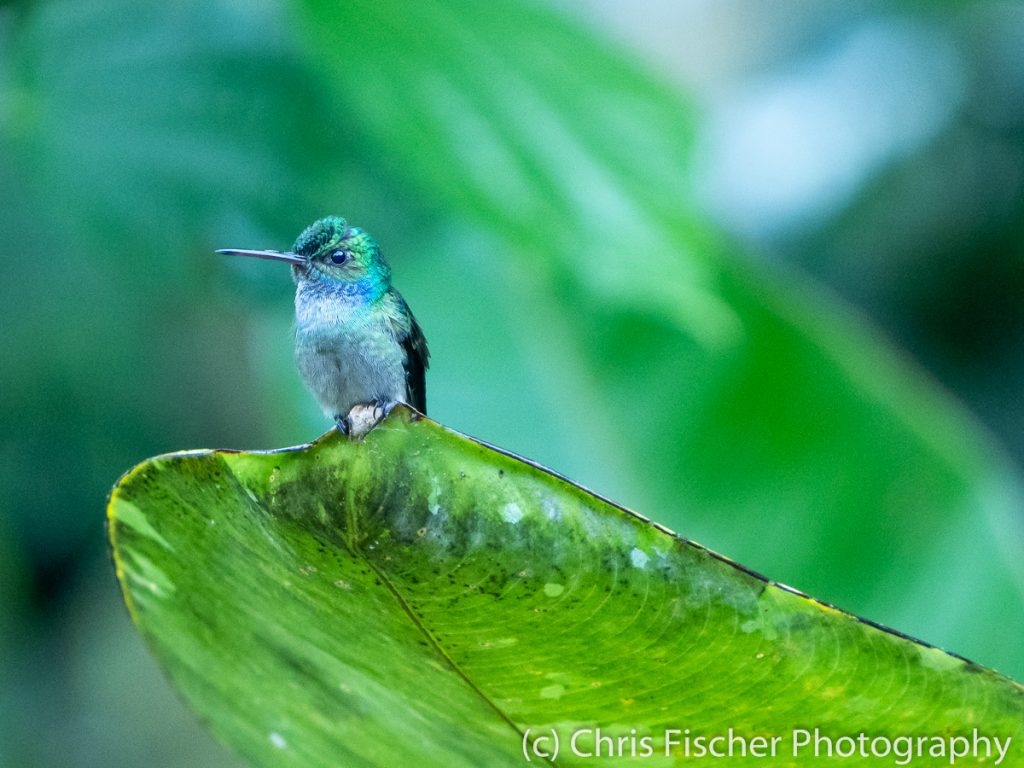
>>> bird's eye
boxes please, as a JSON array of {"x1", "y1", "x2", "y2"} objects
[{"x1": 329, "y1": 249, "x2": 349, "y2": 265}]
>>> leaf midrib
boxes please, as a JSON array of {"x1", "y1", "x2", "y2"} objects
[{"x1": 355, "y1": 529, "x2": 556, "y2": 767}]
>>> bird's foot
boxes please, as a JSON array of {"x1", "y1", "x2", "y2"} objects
[
  {"x1": 343, "y1": 400, "x2": 395, "y2": 439},
  {"x1": 334, "y1": 415, "x2": 350, "y2": 436}
]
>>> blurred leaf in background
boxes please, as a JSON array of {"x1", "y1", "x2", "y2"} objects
[
  {"x1": 1, "y1": 0, "x2": 1022, "y2": 766},
  {"x1": 291, "y1": 0, "x2": 1024, "y2": 674}
]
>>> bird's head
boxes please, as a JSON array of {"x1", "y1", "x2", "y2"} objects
[
  {"x1": 217, "y1": 216, "x2": 391, "y2": 296},
  {"x1": 292, "y1": 216, "x2": 391, "y2": 289}
]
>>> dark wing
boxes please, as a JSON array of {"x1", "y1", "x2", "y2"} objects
[{"x1": 397, "y1": 295, "x2": 430, "y2": 414}]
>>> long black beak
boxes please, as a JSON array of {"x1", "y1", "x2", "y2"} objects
[{"x1": 215, "y1": 248, "x2": 305, "y2": 266}]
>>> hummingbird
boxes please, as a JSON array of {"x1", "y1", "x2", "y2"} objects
[{"x1": 217, "y1": 216, "x2": 429, "y2": 436}]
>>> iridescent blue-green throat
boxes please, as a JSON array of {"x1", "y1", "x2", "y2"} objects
[{"x1": 217, "y1": 216, "x2": 429, "y2": 435}]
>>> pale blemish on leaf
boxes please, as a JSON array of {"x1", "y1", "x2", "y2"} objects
[
  {"x1": 917, "y1": 644, "x2": 966, "y2": 672},
  {"x1": 501, "y1": 503, "x2": 524, "y2": 524},
  {"x1": 428, "y1": 477, "x2": 442, "y2": 516},
  {"x1": 629, "y1": 547, "x2": 649, "y2": 569},
  {"x1": 268, "y1": 732, "x2": 287, "y2": 749},
  {"x1": 540, "y1": 684, "x2": 565, "y2": 700},
  {"x1": 541, "y1": 497, "x2": 561, "y2": 521},
  {"x1": 740, "y1": 614, "x2": 780, "y2": 641}
]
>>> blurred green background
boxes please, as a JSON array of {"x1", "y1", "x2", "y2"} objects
[{"x1": 2, "y1": 1, "x2": 1023, "y2": 766}]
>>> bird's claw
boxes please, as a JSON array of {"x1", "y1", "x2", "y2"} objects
[
  {"x1": 342, "y1": 400, "x2": 395, "y2": 439},
  {"x1": 371, "y1": 398, "x2": 393, "y2": 422}
]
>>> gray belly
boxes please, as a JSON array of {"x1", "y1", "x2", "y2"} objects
[{"x1": 295, "y1": 328, "x2": 406, "y2": 419}]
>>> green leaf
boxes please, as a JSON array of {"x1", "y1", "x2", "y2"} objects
[{"x1": 109, "y1": 408, "x2": 1024, "y2": 768}]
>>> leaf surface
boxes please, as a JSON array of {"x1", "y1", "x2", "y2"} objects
[{"x1": 109, "y1": 407, "x2": 1024, "y2": 768}]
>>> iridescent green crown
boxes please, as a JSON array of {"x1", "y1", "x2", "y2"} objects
[{"x1": 293, "y1": 216, "x2": 348, "y2": 257}]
